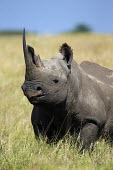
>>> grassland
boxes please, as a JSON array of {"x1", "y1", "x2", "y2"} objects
[{"x1": 0, "y1": 33, "x2": 113, "y2": 170}]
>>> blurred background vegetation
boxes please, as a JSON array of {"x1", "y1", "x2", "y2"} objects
[{"x1": 0, "y1": 23, "x2": 92, "y2": 36}]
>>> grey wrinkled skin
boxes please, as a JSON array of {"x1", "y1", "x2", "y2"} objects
[{"x1": 21, "y1": 29, "x2": 113, "y2": 153}]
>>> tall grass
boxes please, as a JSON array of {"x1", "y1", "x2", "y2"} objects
[{"x1": 0, "y1": 33, "x2": 113, "y2": 170}]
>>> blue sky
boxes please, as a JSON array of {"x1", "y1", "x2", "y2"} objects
[{"x1": 0, "y1": 0, "x2": 113, "y2": 34}]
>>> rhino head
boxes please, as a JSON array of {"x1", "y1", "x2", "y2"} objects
[{"x1": 21, "y1": 29, "x2": 73, "y2": 106}]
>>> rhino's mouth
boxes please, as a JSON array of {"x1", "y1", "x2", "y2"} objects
[{"x1": 28, "y1": 93, "x2": 45, "y2": 105}]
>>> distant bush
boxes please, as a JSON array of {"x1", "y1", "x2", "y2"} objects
[{"x1": 71, "y1": 24, "x2": 92, "y2": 33}]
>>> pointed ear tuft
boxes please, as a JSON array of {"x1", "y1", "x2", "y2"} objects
[{"x1": 59, "y1": 43, "x2": 73, "y2": 70}]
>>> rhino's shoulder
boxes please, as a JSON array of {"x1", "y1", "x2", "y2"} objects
[{"x1": 80, "y1": 61, "x2": 113, "y2": 85}]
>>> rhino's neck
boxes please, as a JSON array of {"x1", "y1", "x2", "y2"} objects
[
  {"x1": 36, "y1": 101, "x2": 70, "y2": 138},
  {"x1": 66, "y1": 60, "x2": 82, "y2": 114}
]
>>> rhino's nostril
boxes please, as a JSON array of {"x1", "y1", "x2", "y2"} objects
[{"x1": 36, "y1": 86, "x2": 42, "y2": 91}]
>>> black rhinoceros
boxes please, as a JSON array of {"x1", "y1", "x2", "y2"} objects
[{"x1": 22, "y1": 29, "x2": 113, "y2": 153}]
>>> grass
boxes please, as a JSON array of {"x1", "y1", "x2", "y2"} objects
[{"x1": 0, "y1": 33, "x2": 113, "y2": 170}]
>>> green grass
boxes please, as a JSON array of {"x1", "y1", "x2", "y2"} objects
[{"x1": 0, "y1": 33, "x2": 113, "y2": 170}]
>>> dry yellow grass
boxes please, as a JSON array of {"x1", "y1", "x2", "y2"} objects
[{"x1": 0, "y1": 33, "x2": 113, "y2": 170}]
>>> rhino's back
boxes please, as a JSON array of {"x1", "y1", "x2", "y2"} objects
[{"x1": 80, "y1": 61, "x2": 113, "y2": 86}]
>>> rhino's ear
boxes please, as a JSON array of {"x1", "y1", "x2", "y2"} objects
[
  {"x1": 27, "y1": 45, "x2": 35, "y2": 59},
  {"x1": 59, "y1": 43, "x2": 73, "y2": 70},
  {"x1": 27, "y1": 45, "x2": 44, "y2": 67},
  {"x1": 27, "y1": 45, "x2": 38, "y2": 66}
]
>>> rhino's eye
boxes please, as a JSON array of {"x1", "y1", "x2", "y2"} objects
[{"x1": 53, "y1": 79, "x2": 59, "y2": 84}]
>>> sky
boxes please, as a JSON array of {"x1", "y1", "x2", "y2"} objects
[{"x1": 0, "y1": 0, "x2": 113, "y2": 34}]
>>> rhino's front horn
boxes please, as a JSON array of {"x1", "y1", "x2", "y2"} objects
[
  {"x1": 23, "y1": 28, "x2": 27, "y2": 58},
  {"x1": 23, "y1": 28, "x2": 44, "y2": 68},
  {"x1": 23, "y1": 28, "x2": 33, "y2": 68}
]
